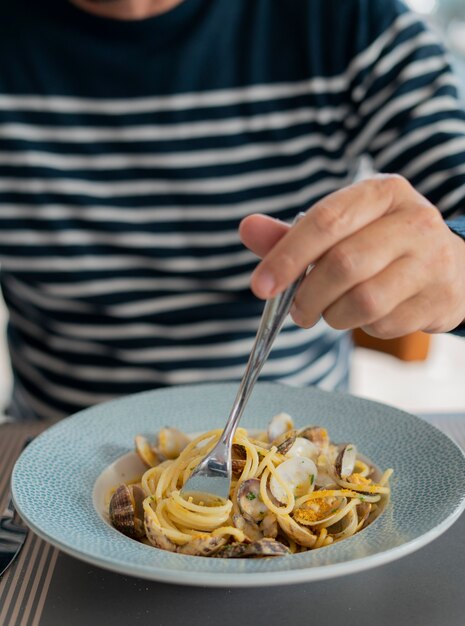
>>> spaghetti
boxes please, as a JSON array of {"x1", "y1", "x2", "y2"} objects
[{"x1": 109, "y1": 413, "x2": 393, "y2": 558}]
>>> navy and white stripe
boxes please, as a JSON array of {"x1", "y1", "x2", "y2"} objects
[{"x1": 1, "y1": 0, "x2": 464, "y2": 420}]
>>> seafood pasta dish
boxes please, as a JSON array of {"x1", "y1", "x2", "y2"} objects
[{"x1": 109, "y1": 413, "x2": 393, "y2": 558}]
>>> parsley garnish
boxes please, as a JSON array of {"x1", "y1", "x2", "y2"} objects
[
  {"x1": 310, "y1": 474, "x2": 315, "y2": 485},
  {"x1": 246, "y1": 492, "x2": 256, "y2": 501}
]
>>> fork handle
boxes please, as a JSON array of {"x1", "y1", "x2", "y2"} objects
[{"x1": 220, "y1": 213, "x2": 308, "y2": 448}]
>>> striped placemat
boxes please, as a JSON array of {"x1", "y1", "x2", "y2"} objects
[
  {"x1": 0, "y1": 414, "x2": 464, "y2": 626},
  {"x1": 0, "y1": 423, "x2": 59, "y2": 626}
]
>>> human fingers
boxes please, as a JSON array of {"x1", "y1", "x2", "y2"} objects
[
  {"x1": 250, "y1": 175, "x2": 413, "y2": 299},
  {"x1": 319, "y1": 255, "x2": 426, "y2": 331},
  {"x1": 360, "y1": 294, "x2": 430, "y2": 339},
  {"x1": 290, "y1": 211, "x2": 417, "y2": 328}
]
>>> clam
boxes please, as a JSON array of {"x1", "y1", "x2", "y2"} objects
[
  {"x1": 271, "y1": 429, "x2": 298, "y2": 455},
  {"x1": 232, "y1": 443, "x2": 246, "y2": 459},
  {"x1": 314, "y1": 454, "x2": 337, "y2": 488},
  {"x1": 232, "y1": 459, "x2": 246, "y2": 475},
  {"x1": 330, "y1": 507, "x2": 358, "y2": 541},
  {"x1": 268, "y1": 412, "x2": 294, "y2": 442},
  {"x1": 286, "y1": 437, "x2": 319, "y2": 461},
  {"x1": 216, "y1": 538, "x2": 290, "y2": 558},
  {"x1": 356, "y1": 500, "x2": 371, "y2": 530},
  {"x1": 266, "y1": 483, "x2": 282, "y2": 508},
  {"x1": 157, "y1": 427, "x2": 190, "y2": 460},
  {"x1": 314, "y1": 470, "x2": 336, "y2": 489},
  {"x1": 109, "y1": 483, "x2": 146, "y2": 539},
  {"x1": 231, "y1": 444, "x2": 247, "y2": 476},
  {"x1": 335, "y1": 444, "x2": 357, "y2": 479},
  {"x1": 244, "y1": 538, "x2": 290, "y2": 557},
  {"x1": 215, "y1": 542, "x2": 249, "y2": 558},
  {"x1": 144, "y1": 511, "x2": 177, "y2": 552},
  {"x1": 178, "y1": 534, "x2": 227, "y2": 556},
  {"x1": 277, "y1": 515, "x2": 317, "y2": 548},
  {"x1": 269, "y1": 457, "x2": 317, "y2": 504},
  {"x1": 293, "y1": 496, "x2": 347, "y2": 526},
  {"x1": 237, "y1": 479, "x2": 268, "y2": 522},
  {"x1": 299, "y1": 426, "x2": 329, "y2": 452},
  {"x1": 233, "y1": 513, "x2": 263, "y2": 542},
  {"x1": 135, "y1": 435, "x2": 160, "y2": 468},
  {"x1": 260, "y1": 511, "x2": 278, "y2": 538}
]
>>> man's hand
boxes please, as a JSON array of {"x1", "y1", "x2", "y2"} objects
[{"x1": 239, "y1": 175, "x2": 465, "y2": 338}]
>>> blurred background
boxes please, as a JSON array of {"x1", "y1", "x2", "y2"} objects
[
  {"x1": 0, "y1": 0, "x2": 464, "y2": 418},
  {"x1": 408, "y1": 0, "x2": 465, "y2": 95}
]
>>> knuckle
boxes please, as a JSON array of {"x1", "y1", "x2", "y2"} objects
[
  {"x1": 326, "y1": 246, "x2": 355, "y2": 282},
  {"x1": 368, "y1": 174, "x2": 412, "y2": 206},
  {"x1": 312, "y1": 203, "x2": 345, "y2": 238},
  {"x1": 350, "y1": 284, "x2": 380, "y2": 320},
  {"x1": 376, "y1": 173, "x2": 411, "y2": 194},
  {"x1": 414, "y1": 203, "x2": 443, "y2": 233}
]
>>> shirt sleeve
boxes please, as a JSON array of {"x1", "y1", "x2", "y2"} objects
[
  {"x1": 346, "y1": 0, "x2": 465, "y2": 218},
  {"x1": 346, "y1": 0, "x2": 465, "y2": 336}
]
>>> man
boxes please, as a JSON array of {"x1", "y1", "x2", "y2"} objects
[{"x1": 0, "y1": 0, "x2": 464, "y2": 421}]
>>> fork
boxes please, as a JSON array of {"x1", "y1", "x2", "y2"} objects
[
  {"x1": 0, "y1": 437, "x2": 33, "y2": 577},
  {"x1": 181, "y1": 213, "x2": 308, "y2": 503}
]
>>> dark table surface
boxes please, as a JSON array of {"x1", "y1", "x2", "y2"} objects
[{"x1": 1, "y1": 413, "x2": 464, "y2": 626}]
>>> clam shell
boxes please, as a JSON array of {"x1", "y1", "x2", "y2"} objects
[
  {"x1": 335, "y1": 444, "x2": 357, "y2": 479},
  {"x1": 232, "y1": 459, "x2": 247, "y2": 475},
  {"x1": 215, "y1": 542, "x2": 249, "y2": 558},
  {"x1": 356, "y1": 501, "x2": 371, "y2": 530},
  {"x1": 109, "y1": 483, "x2": 145, "y2": 539},
  {"x1": 157, "y1": 428, "x2": 190, "y2": 459},
  {"x1": 178, "y1": 534, "x2": 227, "y2": 556},
  {"x1": 269, "y1": 457, "x2": 317, "y2": 503},
  {"x1": 233, "y1": 513, "x2": 263, "y2": 542},
  {"x1": 271, "y1": 429, "x2": 297, "y2": 455},
  {"x1": 299, "y1": 426, "x2": 329, "y2": 452},
  {"x1": 286, "y1": 436, "x2": 319, "y2": 461},
  {"x1": 135, "y1": 435, "x2": 160, "y2": 468},
  {"x1": 330, "y1": 507, "x2": 358, "y2": 540},
  {"x1": 237, "y1": 478, "x2": 268, "y2": 522},
  {"x1": 216, "y1": 538, "x2": 290, "y2": 558},
  {"x1": 267, "y1": 413, "x2": 294, "y2": 443},
  {"x1": 231, "y1": 444, "x2": 247, "y2": 476},
  {"x1": 260, "y1": 511, "x2": 278, "y2": 538},
  {"x1": 143, "y1": 510, "x2": 177, "y2": 552},
  {"x1": 277, "y1": 515, "x2": 317, "y2": 548},
  {"x1": 293, "y1": 496, "x2": 347, "y2": 526}
]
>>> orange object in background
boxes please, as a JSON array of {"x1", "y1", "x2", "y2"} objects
[{"x1": 352, "y1": 329, "x2": 431, "y2": 362}]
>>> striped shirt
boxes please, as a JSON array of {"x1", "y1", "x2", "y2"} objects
[{"x1": 1, "y1": 0, "x2": 465, "y2": 421}]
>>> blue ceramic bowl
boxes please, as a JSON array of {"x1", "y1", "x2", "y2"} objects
[{"x1": 11, "y1": 383, "x2": 465, "y2": 587}]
